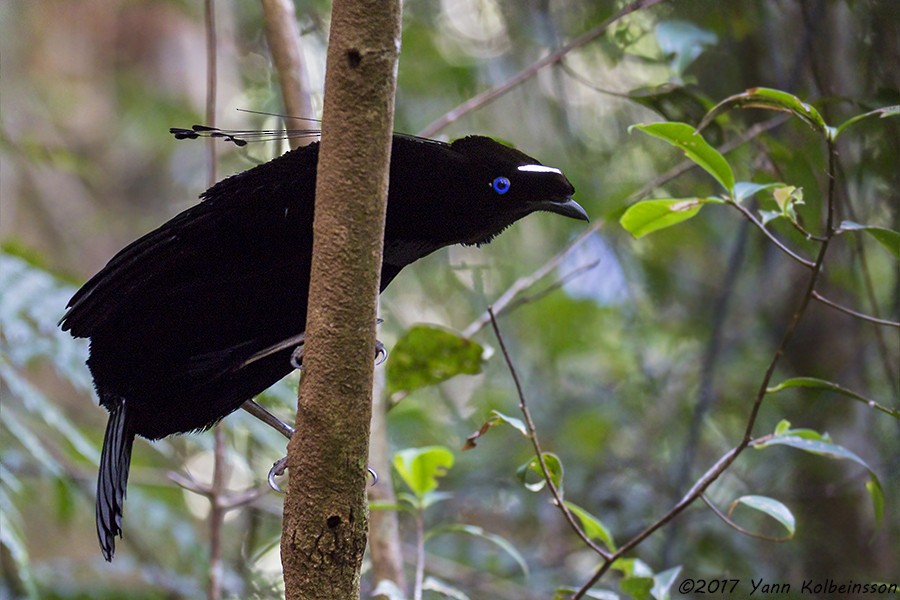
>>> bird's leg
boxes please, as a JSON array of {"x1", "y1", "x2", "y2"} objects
[
  {"x1": 245, "y1": 321, "x2": 388, "y2": 492},
  {"x1": 241, "y1": 397, "x2": 379, "y2": 493},
  {"x1": 244, "y1": 319, "x2": 385, "y2": 370},
  {"x1": 239, "y1": 332, "x2": 306, "y2": 369},
  {"x1": 238, "y1": 400, "x2": 296, "y2": 492},
  {"x1": 241, "y1": 399, "x2": 294, "y2": 439}
]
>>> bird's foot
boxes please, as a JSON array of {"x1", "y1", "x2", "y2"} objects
[
  {"x1": 267, "y1": 459, "x2": 378, "y2": 493},
  {"x1": 375, "y1": 338, "x2": 388, "y2": 365}
]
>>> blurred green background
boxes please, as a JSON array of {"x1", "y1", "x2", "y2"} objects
[{"x1": 2, "y1": 1, "x2": 897, "y2": 598}]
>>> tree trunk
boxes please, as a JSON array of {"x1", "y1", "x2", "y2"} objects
[{"x1": 280, "y1": 1, "x2": 402, "y2": 598}]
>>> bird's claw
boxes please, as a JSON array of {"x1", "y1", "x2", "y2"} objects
[
  {"x1": 290, "y1": 345, "x2": 304, "y2": 370},
  {"x1": 268, "y1": 457, "x2": 288, "y2": 493},
  {"x1": 375, "y1": 339, "x2": 388, "y2": 365},
  {"x1": 266, "y1": 459, "x2": 378, "y2": 493}
]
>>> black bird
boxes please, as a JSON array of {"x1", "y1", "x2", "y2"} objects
[{"x1": 60, "y1": 133, "x2": 588, "y2": 560}]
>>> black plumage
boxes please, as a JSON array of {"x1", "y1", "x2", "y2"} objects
[{"x1": 60, "y1": 133, "x2": 588, "y2": 560}]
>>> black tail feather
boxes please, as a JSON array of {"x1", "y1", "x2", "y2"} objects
[{"x1": 96, "y1": 395, "x2": 134, "y2": 561}]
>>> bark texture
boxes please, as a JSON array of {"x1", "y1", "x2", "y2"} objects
[{"x1": 280, "y1": 1, "x2": 402, "y2": 598}]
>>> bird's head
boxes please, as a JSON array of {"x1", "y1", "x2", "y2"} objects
[{"x1": 386, "y1": 135, "x2": 588, "y2": 250}]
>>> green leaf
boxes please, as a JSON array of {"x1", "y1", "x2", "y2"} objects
[
  {"x1": 426, "y1": 524, "x2": 529, "y2": 577},
  {"x1": 834, "y1": 105, "x2": 900, "y2": 138},
  {"x1": 563, "y1": 501, "x2": 617, "y2": 552},
  {"x1": 621, "y1": 576, "x2": 654, "y2": 600},
  {"x1": 754, "y1": 433, "x2": 884, "y2": 527},
  {"x1": 728, "y1": 495, "x2": 796, "y2": 538},
  {"x1": 772, "y1": 186, "x2": 804, "y2": 222},
  {"x1": 610, "y1": 558, "x2": 654, "y2": 578},
  {"x1": 652, "y1": 566, "x2": 683, "y2": 600},
  {"x1": 767, "y1": 376, "x2": 899, "y2": 419},
  {"x1": 386, "y1": 325, "x2": 485, "y2": 395},
  {"x1": 631, "y1": 122, "x2": 735, "y2": 192},
  {"x1": 463, "y1": 410, "x2": 528, "y2": 450},
  {"x1": 516, "y1": 453, "x2": 564, "y2": 494},
  {"x1": 620, "y1": 198, "x2": 714, "y2": 238},
  {"x1": 837, "y1": 221, "x2": 900, "y2": 260},
  {"x1": 758, "y1": 209, "x2": 784, "y2": 226},
  {"x1": 393, "y1": 446, "x2": 454, "y2": 498},
  {"x1": 866, "y1": 479, "x2": 884, "y2": 526},
  {"x1": 733, "y1": 181, "x2": 780, "y2": 203},
  {"x1": 628, "y1": 84, "x2": 716, "y2": 129},
  {"x1": 699, "y1": 87, "x2": 828, "y2": 136}
]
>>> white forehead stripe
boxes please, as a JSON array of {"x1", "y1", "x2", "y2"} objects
[{"x1": 518, "y1": 164, "x2": 562, "y2": 175}]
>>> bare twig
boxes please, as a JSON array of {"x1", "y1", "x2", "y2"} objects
[
  {"x1": 812, "y1": 291, "x2": 900, "y2": 328},
  {"x1": 209, "y1": 426, "x2": 227, "y2": 600},
  {"x1": 169, "y1": 470, "x2": 271, "y2": 509},
  {"x1": 488, "y1": 308, "x2": 611, "y2": 560},
  {"x1": 417, "y1": 0, "x2": 668, "y2": 137},
  {"x1": 463, "y1": 228, "x2": 599, "y2": 337},
  {"x1": 502, "y1": 259, "x2": 602, "y2": 315},
  {"x1": 260, "y1": 0, "x2": 314, "y2": 149},
  {"x1": 203, "y1": 3, "x2": 224, "y2": 598},
  {"x1": 413, "y1": 511, "x2": 426, "y2": 600},
  {"x1": 205, "y1": 0, "x2": 217, "y2": 189},
  {"x1": 369, "y1": 366, "x2": 408, "y2": 592},
  {"x1": 727, "y1": 200, "x2": 816, "y2": 269}
]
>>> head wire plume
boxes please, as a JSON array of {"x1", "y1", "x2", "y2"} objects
[{"x1": 170, "y1": 109, "x2": 323, "y2": 146}]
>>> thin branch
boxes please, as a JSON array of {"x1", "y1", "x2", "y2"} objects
[
  {"x1": 502, "y1": 259, "x2": 602, "y2": 315},
  {"x1": 727, "y1": 200, "x2": 816, "y2": 269},
  {"x1": 209, "y1": 426, "x2": 227, "y2": 600},
  {"x1": 700, "y1": 495, "x2": 791, "y2": 543},
  {"x1": 573, "y1": 445, "x2": 743, "y2": 595},
  {"x1": 169, "y1": 471, "x2": 271, "y2": 509},
  {"x1": 260, "y1": 0, "x2": 314, "y2": 150},
  {"x1": 488, "y1": 308, "x2": 611, "y2": 560},
  {"x1": 463, "y1": 231, "x2": 600, "y2": 337},
  {"x1": 812, "y1": 291, "x2": 900, "y2": 328},
  {"x1": 205, "y1": 0, "x2": 217, "y2": 189},
  {"x1": 786, "y1": 216, "x2": 828, "y2": 243},
  {"x1": 203, "y1": 3, "x2": 224, "y2": 598},
  {"x1": 413, "y1": 511, "x2": 426, "y2": 600},
  {"x1": 417, "y1": 0, "x2": 668, "y2": 137}
]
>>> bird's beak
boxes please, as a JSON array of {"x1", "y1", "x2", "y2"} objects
[{"x1": 539, "y1": 197, "x2": 590, "y2": 222}]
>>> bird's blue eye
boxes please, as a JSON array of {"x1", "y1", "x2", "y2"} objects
[{"x1": 492, "y1": 176, "x2": 511, "y2": 195}]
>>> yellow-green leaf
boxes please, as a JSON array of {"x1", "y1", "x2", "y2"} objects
[{"x1": 620, "y1": 198, "x2": 714, "y2": 238}]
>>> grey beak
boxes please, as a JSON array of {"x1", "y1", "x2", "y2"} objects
[{"x1": 540, "y1": 197, "x2": 590, "y2": 222}]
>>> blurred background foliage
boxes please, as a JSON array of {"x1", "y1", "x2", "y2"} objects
[{"x1": 1, "y1": 0, "x2": 898, "y2": 598}]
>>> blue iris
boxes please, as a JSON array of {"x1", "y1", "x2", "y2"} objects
[{"x1": 492, "y1": 176, "x2": 511, "y2": 195}]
